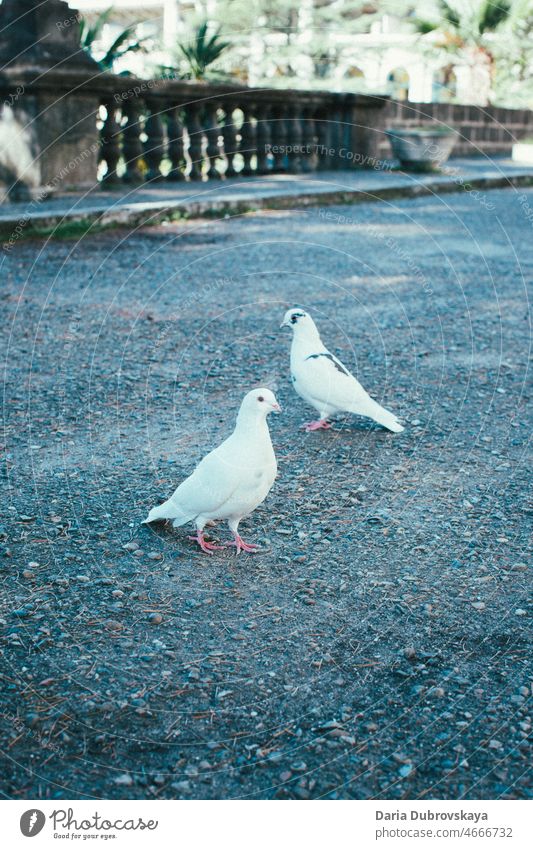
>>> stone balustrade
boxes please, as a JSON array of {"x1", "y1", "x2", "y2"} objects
[
  {"x1": 0, "y1": 1, "x2": 532, "y2": 202},
  {"x1": 96, "y1": 78, "x2": 388, "y2": 186}
]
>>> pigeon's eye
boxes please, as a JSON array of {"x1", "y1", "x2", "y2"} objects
[
  {"x1": 258, "y1": 395, "x2": 264, "y2": 402},
  {"x1": 291, "y1": 315, "x2": 297, "y2": 324}
]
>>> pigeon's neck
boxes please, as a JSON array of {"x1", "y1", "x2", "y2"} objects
[
  {"x1": 291, "y1": 325, "x2": 324, "y2": 354},
  {"x1": 235, "y1": 411, "x2": 271, "y2": 438}
]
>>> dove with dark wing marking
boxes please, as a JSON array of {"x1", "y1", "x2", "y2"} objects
[
  {"x1": 280, "y1": 308, "x2": 404, "y2": 434},
  {"x1": 143, "y1": 388, "x2": 280, "y2": 553}
]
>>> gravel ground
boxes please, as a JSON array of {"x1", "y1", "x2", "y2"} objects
[{"x1": 0, "y1": 187, "x2": 531, "y2": 800}]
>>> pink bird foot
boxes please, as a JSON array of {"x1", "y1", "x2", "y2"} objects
[
  {"x1": 224, "y1": 533, "x2": 260, "y2": 554},
  {"x1": 301, "y1": 419, "x2": 332, "y2": 432},
  {"x1": 188, "y1": 531, "x2": 223, "y2": 554}
]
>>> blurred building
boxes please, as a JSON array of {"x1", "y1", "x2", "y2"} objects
[{"x1": 71, "y1": 1, "x2": 490, "y2": 104}]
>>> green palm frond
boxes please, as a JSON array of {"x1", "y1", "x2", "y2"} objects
[
  {"x1": 100, "y1": 25, "x2": 148, "y2": 70},
  {"x1": 79, "y1": 7, "x2": 114, "y2": 49},
  {"x1": 178, "y1": 21, "x2": 231, "y2": 79},
  {"x1": 79, "y1": 6, "x2": 147, "y2": 71},
  {"x1": 438, "y1": 0, "x2": 461, "y2": 29},
  {"x1": 479, "y1": 0, "x2": 512, "y2": 32}
]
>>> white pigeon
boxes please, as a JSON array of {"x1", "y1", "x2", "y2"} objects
[
  {"x1": 280, "y1": 308, "x2": 404, "y2": 433},
  {"x1": 143, "y1": 388, "x2": 281, "y2": 553}
]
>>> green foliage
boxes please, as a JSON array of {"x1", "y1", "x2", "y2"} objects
[
  {"x1": 79, "y1": 6, "x2": 147, "y2": 72},
  {"x1": 177, "y1": 21, "x2": 231, "y2": 80},
  {"x1": 411, "y1": 0, "x2": 514, "y2": 40},
  {"x1": 407, "y1": 0, "x2": 532, "y2": 105},
  {"x1": 479, "y1": 0, "x2": 511, "y2": 32},
  {"x1": 210, "y1": 0, "x2": 376, "y2": 82}
]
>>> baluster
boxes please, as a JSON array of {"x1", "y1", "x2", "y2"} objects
[
  {"x1": 328, "y1": 105, "x2": 343, "y2": 170},
  {"x1": 100, "y1": 97, "x2": 122, "y2": 185},
  {"x1": 205, "y1": 102, "x2": 222, "y2": 180},
  {"x1": 144, "y1": 99, "x2": 165, "y2": 182},
  {"x1": 287, "y1": 105, "x2": 303, "y2": 173},
  {"x1": 122, "y1": 98, "x2": 144, "y2": 183},
  {"x1": 222, "y1": 103, "x2": 239, "y2": 177},
  {"x1": 255, "y1": 103, "x2": 271, "y2": 174},
  {"x1": 301, "y1": 106, "x2": 317, "y2": 172},
  {"x1": 271, "y1": 104, "x2": 287, "y2": 172},
  {"x1": 315, "y1": 107, "x2": 330, "y2": 171},
  {"x1": 185, "y1": 104, "x2": 204, "y2": 180},
  {"x1": 240, "y1": 104, "x2": 257, "y2": 176},
  {"x1": 166, "y1": 105, "x2": 185, "y2": 181}
]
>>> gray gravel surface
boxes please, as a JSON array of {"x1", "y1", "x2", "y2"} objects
[{"x1": 0, "y1": 187, "x2": 531, "y2": 800}]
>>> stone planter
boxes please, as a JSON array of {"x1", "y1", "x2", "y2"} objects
[{"x1": 386, "y1": 126, "x2": 458, "y2": 172}]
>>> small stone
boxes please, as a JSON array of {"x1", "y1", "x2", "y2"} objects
[
  {"x1": 399, "y1": 764, "x2": 413, "y2": 778},
  {"x1": 471, "y1": 602, "x2": 485, "y2": 611},
  {"x1": 114, "y1": 773, "x2": 133, "y2": 786},
  {"x1": 428, "y1": 687, "x2": 445, "y2": 698},
  {"x1": 123, "y1": 542, "x2": 139, "y2": 551},
  {"x1": 147, "y1": 552, "x2": 163, "y2": 560},
  {"x1": 105, "y1": 619, "x2": 123, "y2": 631},
  {"x1": 280, "y1": 770, "x2": 292, "y2": 782},
  {"x1": 171, "y1": 780, "x2": 191, "y2": 793},
  {"x1": 515, "y1": 609, "x2": 527, "y2": 616},
  {"x1": 148, "y1": 613, "x2": 163, "y2": 625}
]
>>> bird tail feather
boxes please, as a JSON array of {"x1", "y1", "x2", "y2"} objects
[{"x1": 350, "y1": 398, "x2": 404, "y2": 433}]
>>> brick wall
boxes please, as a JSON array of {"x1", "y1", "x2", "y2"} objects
[{"x1": 378, "y1": 100, "x2": 533, "y2": 159}]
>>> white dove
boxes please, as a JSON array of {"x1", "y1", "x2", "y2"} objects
[
  {"x1": 143, "y1": 388, "x2": 280, "y2": 553},
  {"x1": 280, "y1": 308, "x2": 404, "y2": 433}
]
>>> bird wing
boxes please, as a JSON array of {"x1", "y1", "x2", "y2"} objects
[
  {"x1": 296, "y1": 349, "x2": 370, "y2": 411},
  {"x1": 169, "y1": 438, "x2": 245, "y2": 519}
]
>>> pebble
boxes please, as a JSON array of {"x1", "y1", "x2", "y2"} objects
[
  {"x1": 148, "y1": 613, "x2": 163, "y2": 625},
  {"x1": 471, "y1": 602, "x2": 486, "y2": 610},
  {"x1": 114, "y1": 773, "x2": 133, "y2": 786}
]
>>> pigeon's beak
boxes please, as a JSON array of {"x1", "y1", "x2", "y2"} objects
[
  {"x1": 279, "y1": 320, "x2": 289, "y2": 329},
  {"x1": 272, "y1": 402, "x2": 282, "y2": 413}
]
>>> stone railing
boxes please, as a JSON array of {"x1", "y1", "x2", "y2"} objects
[
  {"x1": 1, "y1": 1, "x2": 532, "y2": 202},
  {"x1": 95, "y1": 77, "x2": 388, "y2": 186}
]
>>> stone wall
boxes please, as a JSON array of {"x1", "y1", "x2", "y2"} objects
[{"x1": 378, "y1": 100, "x2": 533, "y2": 159}]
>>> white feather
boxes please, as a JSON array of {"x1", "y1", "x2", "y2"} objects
[
  {"x1": 282, "y1": 309, "x2": 404, "y2": 433},
  {"x1": 143, "y1": 388, "x2": 279, "y2": 537}
]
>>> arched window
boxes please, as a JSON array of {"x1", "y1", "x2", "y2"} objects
[
  {"x1": 387, "y1": 67, "x2": 409, "y2": 101},
  {"x1": 432, "y1": 66, "x2": 457, "y2": 102},
  {"x1": 344, "y1": 66, "x2": 365, "y2": 80}
]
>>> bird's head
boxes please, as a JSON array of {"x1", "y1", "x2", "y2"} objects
[
  {"x1": 238, "y1": 388, "x2": 281, "y2": 421},
  {"x1": 280, "y1": 307, "x2": 319, "y2": 339}
]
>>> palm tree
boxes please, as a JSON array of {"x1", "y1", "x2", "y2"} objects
[
  {"x1": 412, "y1": 0, "x2": 516, "y2": 102},
  {"x1": 177, "y1": 21, "x2": 231, "y2": 80},
  {"x1": 79, "y1": 6, "x2": 147, "y2": 73}
]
